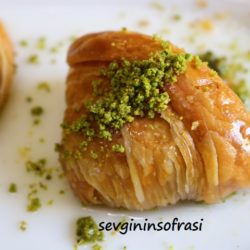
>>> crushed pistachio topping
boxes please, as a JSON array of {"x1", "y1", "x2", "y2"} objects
[
  {"x1": 8, "y1": 183, "x2": 17, "y2": 193},
  {"x1": 64, "y1": 41, "x2": 192, "y2": 146},
  {"x1": 27, "y1": 197, "x2": 41, "y2": 212},
  {"x1": 25, "y1": 159, "x2": 52, "y2": 180},
  {"x1": 193, "y1": 55, "x2": 205, "y2": 69},
  {"x1": 31, "y1": 106, "x2": 44, "y2": 116},
  {"x1": 112, "y1": 144, "x2": 125, "y2": 153},
  {"x1": 19, "y1": 221, "x2": 27, "y2": 231},
  {"x1": 76, "y1": 216, "x2": 103, "y2": 245}
]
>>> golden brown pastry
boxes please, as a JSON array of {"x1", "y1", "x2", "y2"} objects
[
  {"x1": 59, "y1": 31, "x2": 250, "y2": 210},
  {"x1": 0, "y1": 22, "x2": 13, "y2": 109}
]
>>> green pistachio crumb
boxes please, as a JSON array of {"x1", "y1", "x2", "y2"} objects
[
  {"x1": 92, "y1": 244, "x2": 102, "y2": 250},
  {"x1": 112, "y1": 218, "x2": 127, "y2": 235},
  {"x1": 27, "y1": 54, "x2": 39, "y2": 64},
  {"x1": 39, "y1": 137, "x2": 45, "y2": 143},
  {"x1": 121, "y1": 27, "x2": 128, "y2": 32},
  {"x1": 59, "y1": 190, "x2": 65, "y2": 195},
  {"x1": 19, "y1": 40, "x2": 28, "y2": 47},
  {"x1": 50, "y1": 47, "x2": 59, "y2": 53},
  {"x1": 27, "y1": 189, "x2": 38, "y2": 199},
  {"x1": 76, "y1": 216, "x2": 103, "y2": 245},
  {"x1": 47, "y1": 200, "x2": 54, "y2": 205},
  {"x1": 54, "y1": 143, "x2": 62, "y2": 152},
  {"x1": 19, "y1": 221, "x2": 27, "y2": 231},
  {"x1": 168, "y1": 245, "x2": 175, "y2": 250},
  {"x1": 246, "y1": 51, "x2": 250, "y2": 61},
  {"x1": 8, "y1": 183, "x2": 17, "y2": 193},
  {"x1": 73, "y1": 150, "x2": 83, "y2": 160},
  {"x1": 50, "y1": 42, "x2": 63, "y2": 54},
  {"x1": 122, "y1": 247, "x2": 127, "y2": 250},
  {"x1": 90, "y1": 151, "x2": 98, "y2": 160},
  {"x1": 112, "y1": 144, "x2": 125, "y2": 153},
  {"x1": 27, "y1": 197, "x2": 41, "y2": 212},
  {"x1": 222, "y1": 191, "x2": 237, "y2": 202},
  {"x1": 37, "y1": 82, "x2": 51, "y2": 92},
  {"x1": 46, "y1": 173, "x2": 52, "y2": 180},
  {"x1": 172, "y1": 14, "x2": 181, "y2": 21},
  {"x1": 33, "y1": 119, "x2": 41, "y2": 125},
  {"x1": 25, "y1": 96, "x2": 33, "y2": 103},
  {"x1": 25, "y1": 158, "x2": 49, "y2": 177},
  {"x1": 31, "y1": 106, "x2": 44, "y2": 116},
  {"x1": 37, "y1": 37, "x2": 46, "y2": 50},
  {"x1": 58, "y1": 172, "x2": 65, "y2": 179},
  {"x1": 39, "y1": 182, "x2": 47, "y2": 190},
  {"x1": 79, "y1": 141, "x2": 88, "y2": 150}
]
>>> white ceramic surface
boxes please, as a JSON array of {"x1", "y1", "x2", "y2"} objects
[{"x1": 0, "y1": 1, "x2": 250, "y2": 250}]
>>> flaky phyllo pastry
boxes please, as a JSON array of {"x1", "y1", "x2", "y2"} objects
[
  {"x1": 59, "y1": 31, "x2": 250, "y2": 210},
  {"x1": 0, "y1": 22, "x2": 13, "y2": 108}
]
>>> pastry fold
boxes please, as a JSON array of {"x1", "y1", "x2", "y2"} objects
[
  {"x1": 0, "y1": 22, "x2": 13, "y2": 109},
  {"x1": 60, "y1": 31, "x2": 250, "y2": 210}
]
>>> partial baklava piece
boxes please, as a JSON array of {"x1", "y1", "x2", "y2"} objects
[{"x1": 0, "y1": 22, "x2": 13, "y2": 109}]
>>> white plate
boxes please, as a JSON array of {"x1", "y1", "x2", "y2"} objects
[{"x1": 0, "y1": 1, "x2": 250, "y2": 250}]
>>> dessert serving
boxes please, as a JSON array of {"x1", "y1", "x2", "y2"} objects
[
  {"x1": 0, "y1": 22, "x2": 13, "y2": 109},
  {"x1": 59, "y1": 31, "x2": 250, "y2": 210}
]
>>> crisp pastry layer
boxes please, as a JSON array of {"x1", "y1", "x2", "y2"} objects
[
  {"x1": 60, "y1": 31, "x2": 250, "y2": 210},
  {"x1": 0, "y1": 22, "x2": 13, "y2": 109}
]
